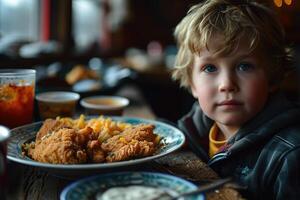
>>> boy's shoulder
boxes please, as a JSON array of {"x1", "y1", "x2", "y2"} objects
[
  {"x1": 273, "y1": 124, "x2": 300, "y2": 148},
  {"x1": 262, "y1": 123, "x2": 300, "y2": 163}
]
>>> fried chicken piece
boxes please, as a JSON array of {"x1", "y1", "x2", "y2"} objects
[
  {"x1": 122, "y1": 124, "x2": 156, "y2": 142},
  {"x1": 101, "y1": 124, "x2": 156, "y2": 152},
  {"x1": 36, "y1": 119, "x2": 71, "y2": 141},
  {"x1": 28, "y1": 127, "x2": 93, "y2": 164},
  {"x1": 101, "y1": 124, "x2": 157, "y2": 162},
  {"x1": 106, "y1": 140, "x2": 155, "y2": 162},
  {"x1": 76, "y1": 126, "x2": 94, "y2": 145},
  {"x1": 27, "y1": 119, "x2": 159, "y2": 164},
  {"x1": 87, "y1": 140, "x2": 106, "y2": 163}
]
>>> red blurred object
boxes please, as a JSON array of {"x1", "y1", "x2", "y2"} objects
[
  {"x1": 0, "y1": 84, "x2": 34, "y2": 128},
  {"x1": 40, "y1": 0, "x2": 51, "y2": 42}
]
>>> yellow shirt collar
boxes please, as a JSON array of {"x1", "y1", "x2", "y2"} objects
[{"x1": 209, "y1": 123, "x2": 227, "y2": 158}]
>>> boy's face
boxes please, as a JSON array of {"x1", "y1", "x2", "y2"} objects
[{"x1": 191, "y1": 37, "x2": 270, "y2": 131}]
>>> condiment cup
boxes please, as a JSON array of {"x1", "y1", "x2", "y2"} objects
[
  {"x1": 80, "y1": 95, "x2": 129, "y2": 116},
  {"x1": 36, "y1": 91, "x2": 80, "y2": 119}
]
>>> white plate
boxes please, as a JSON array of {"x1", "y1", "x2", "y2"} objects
[
  {"x1": 7, "y1": 117, "x2": 185, "y2": 177},
  {"x1": 60, "y1": 171, "x2": 205, "y2": 200}
]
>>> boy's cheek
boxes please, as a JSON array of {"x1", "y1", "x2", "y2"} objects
[{"x1": 191, "y1": 86, "x2": 199, "y2": 98}]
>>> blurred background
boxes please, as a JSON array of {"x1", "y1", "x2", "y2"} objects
[{"x1": 0, "y1": 0, "x2": 300, "y2": 122}]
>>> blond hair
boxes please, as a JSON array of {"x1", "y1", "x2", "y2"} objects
[{"x1": 172, "y1": 0, "x2": 293, "y2": 89}]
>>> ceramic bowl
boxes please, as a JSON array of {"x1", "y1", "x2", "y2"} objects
[
  {"x1": 80, "y1": 95, "x2": 129, "y2": 116},
  {"x1": 60, "y1": 171, "x2": 205, "y2": 200},
  {"x1": 36, "y1": 91, "x2": 80, "y2": 119}
]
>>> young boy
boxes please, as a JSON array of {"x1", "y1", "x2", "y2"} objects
[{"x1": 172, "y1": 0, "x2": 300, "y2": 199}]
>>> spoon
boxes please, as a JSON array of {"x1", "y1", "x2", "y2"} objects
[{"x1": 170, "y1": 177, "x2": 232, "y2": 200}]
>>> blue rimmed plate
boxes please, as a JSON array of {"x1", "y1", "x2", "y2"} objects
[
  {"x1": 7, "y1": 116, "x2": 185, "y2": 177},
  {"x1": 60, "y1": 171, "x2": 205, "y2": 200}
]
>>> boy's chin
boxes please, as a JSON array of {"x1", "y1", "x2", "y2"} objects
[{"x1": 216, "y1": 117, "x2": 248, "y2": 127}]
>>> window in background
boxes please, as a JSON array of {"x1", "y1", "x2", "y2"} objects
[
  {"x1": 72, "y1": 0, "x2": 128, "y2": 53},
  {"x1": 72, "y1": 0, "x2": 102, "y2": 52},
  {"x1": 0, "y1": 0, "x2": 39, "y2": 57},
  {"x1": 0, "y1": 0, "x2": 39, "y2": 41}
]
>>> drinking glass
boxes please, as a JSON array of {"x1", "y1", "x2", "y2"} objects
[{"x1": 0, "y1": 69, "x2": 36, "y2": 128}]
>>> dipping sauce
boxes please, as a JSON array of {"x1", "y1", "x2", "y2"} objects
[
  {"x1": 80, "y1": 96, "x2": 129, "y2": 116},
  {"x1": 96, "y1": 185, "x2": 174, "y2": 200},
  {"x1": 0, "y1": 84, "x2": 34, "y2": 128},
  {"x1": 86, "y1": 98, "x2": 121, "y2": 107}
]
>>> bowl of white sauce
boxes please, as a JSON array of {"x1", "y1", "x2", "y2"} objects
[{"x1": 60, "y1": 172, "x2": 205, "y2": 200}]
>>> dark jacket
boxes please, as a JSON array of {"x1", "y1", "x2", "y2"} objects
[{"x1": 178, "y1": 92, "x2": 300, "y2": 200}]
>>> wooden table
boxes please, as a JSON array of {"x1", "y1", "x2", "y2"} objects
[{"x1": 6, "y1": 85, "x2": 243, "y2": 200}]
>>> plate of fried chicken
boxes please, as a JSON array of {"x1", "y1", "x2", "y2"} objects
[{"x1": 7, "y1": 115, "x2": 185, "y2": 176}]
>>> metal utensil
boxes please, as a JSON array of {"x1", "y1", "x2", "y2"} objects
[{"x1": 171, "y1": 177, "x2": 232, "y2": 200}]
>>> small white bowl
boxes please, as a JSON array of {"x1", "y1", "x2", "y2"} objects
[
  {"x1": 80, "y1": 96, "x2": 129, "y2": 116},
  {"x1": 36, "y1": 91, "x2": 80, "y2": 119}
]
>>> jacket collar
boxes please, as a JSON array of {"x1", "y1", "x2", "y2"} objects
[
  {"x1": 179, "y1": 92, "x2": 300, "y2": 158},
  {"x1": 227, "y1": 92, "x2": 300, "y2": 155},
  {"x1": 178, "y1": 102, "x2": 213, "y2": 161}
]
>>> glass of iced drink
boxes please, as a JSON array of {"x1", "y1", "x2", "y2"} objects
[{"x1": 0, "y1": 69, "x2": 36, "y2": 128}]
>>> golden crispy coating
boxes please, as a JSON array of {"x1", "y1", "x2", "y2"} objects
[
  {"x1": 122, "y1": 124, "x2": 156, "y2": 142},
  {"x1": 102, "y1": 124, "x2": 157, "y2": 162},
  {"x1": 25, "y1": 117, "x2": 160, "y2": 164},
  {"x1": 87, "y1": 140, "x2": 106, "y2": 163},
  {"x1": 106, "y1": 140, "x2": 155, "y2": 162},
  {"x1": 76, "y1": 126, "x2": 94, "y2": 145},
  {"x1": 101, "y1": 124, "x2": 156, "y2": 152},
  {"x1": 28, "y1": 127, "x2": 93, "y2": 164},
  {"x1": 35, "y1": 118, "x2": 71, "y2": 141}
]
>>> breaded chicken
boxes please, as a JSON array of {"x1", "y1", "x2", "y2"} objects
[
  {"x1": 106, "y1": 140, "x2": 155, "y2": 162},
  {"x1": 101, "y1": 124, "x2": 156, "y2": 152},
  {"x1": 101, "y1": 124, "x2": 157, "y2": 162},
  {"x1": 35, "y1": 119, "x2": 71, "y2": 141},
  {"x1": 25, "y1": 117, "x2": 160, "y2": 164},
  {"x1": 87, "y1": 140, "x2": 106, "y2": 163},
  {"x1": 28, "y1": 126, "x2": 93, "y2": 164}
]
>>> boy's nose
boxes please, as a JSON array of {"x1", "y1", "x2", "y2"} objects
[{"x1": 218, "y1": 74, "x2": 238, "y2": 93}]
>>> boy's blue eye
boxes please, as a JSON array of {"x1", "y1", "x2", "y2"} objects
[
  {"x1": 203, "y1": 64, "x2": 217, "y2": 73},
  {"x1": 237, "y1": 63, "x2": 254, "y2": 71}
]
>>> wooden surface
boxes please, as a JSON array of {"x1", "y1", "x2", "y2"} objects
[
  {"x1": 7, "y1": 151, "x2": 243, "y2": 200},
  {"x1": 6, "y1": 85, "x2": 243, "y2": 200}
]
